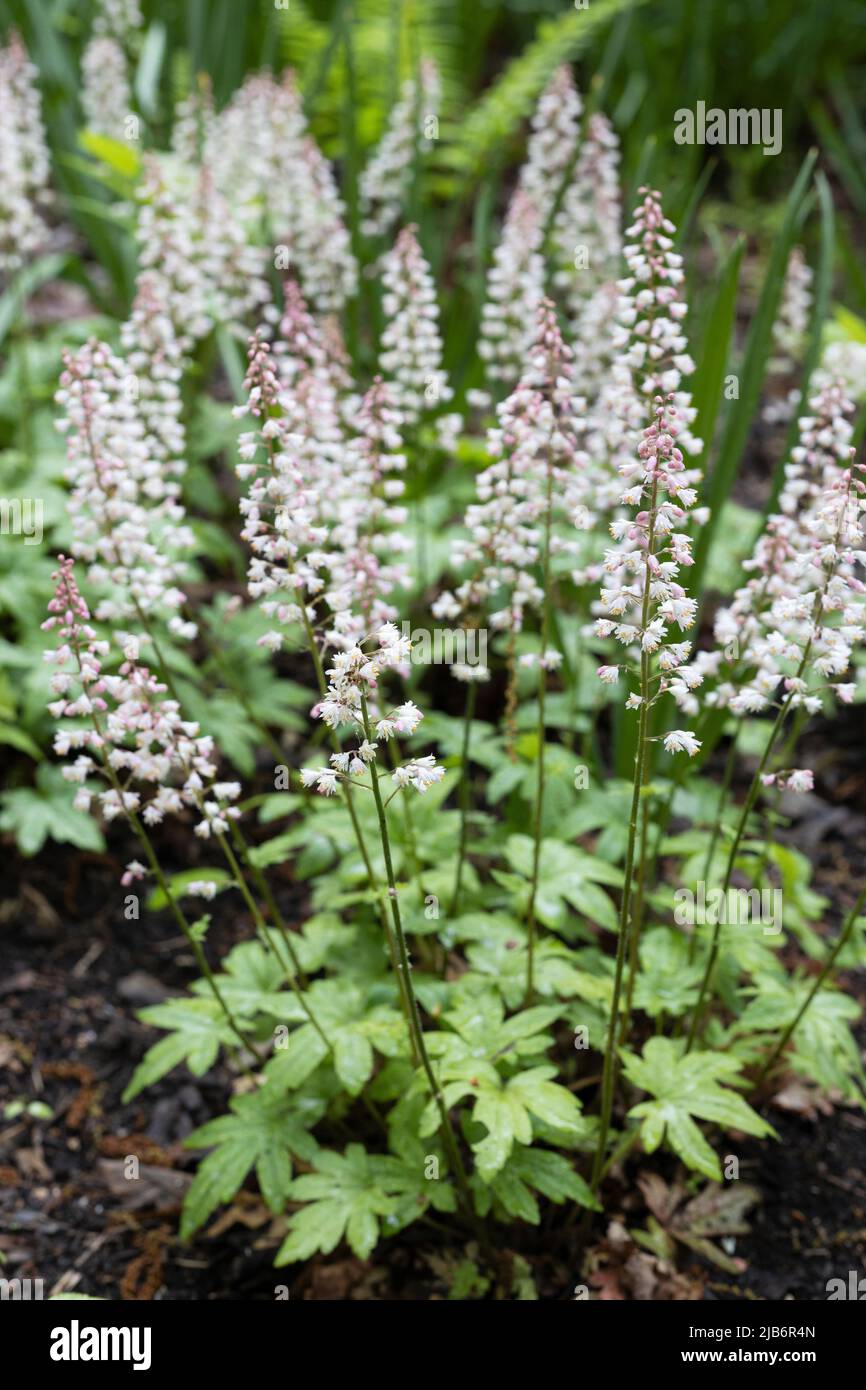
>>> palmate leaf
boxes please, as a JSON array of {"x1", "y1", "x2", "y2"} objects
[
  {"x1": 293, "y1": 767, "x2": 467, "y2": 895},
  {"x1": 415, "y1": 711, "x2": 504, "y2": 770},
  {"x1": 474, "y1": 1069, "x2": 589, "y2": 1180},
  {"x1": 180, "y1": 1087, "x2": 323, "y2": 1239},
  {"x1": 264, "y1": 978, "x2": 407, "y2": 1096},
  {"x1": 0, "y1": 764, "x2": 105, "y2": 856},
  {"x1": 489, "y1": 740, "x2": 583, "y2": 834},
  {"x1": 485, "y1": 1146, "x2": 600, "y2": 1223},
  {"x1": 457, "y1": 919, "x2": 611, "y2": 1012},
  {"x1": 789, "y1": 990, "x2": 865, "y2": 1103},
  {"x1": 275, "y1": 1143, "x2": 454, "y2": 1264},
  {"x1": 633, "y1": 928, "x2": 702, "y2": 1019},
  {"x1": 623, "y1": 1038, "x2": 776, "y2": 1180},
  {"x1": 296, "y1": 911, "x2": 386, "y2": 980},
  {"x1": 250, "y1": 823, "x2": 337, "y2": 880},
  {"x1": 122, "y1": 999, "x2": 234, "y2": 1102},
  {"x1": 291, "y1": 794, "x2": 391, "y2": 891},
  {"x1": 189, "y1": 937, "x2": 308, "y2": 1018},
  {"x1": 374, "y1": 1150, "x2": 458, "y2": 1230},
  {"x1": 710, "y1": 920, "x2": 784, "y2": 989},
  {"x1": 420, "y1": 1048, "x2": 589, "y2": 1182},
  {"x1": 387, "y1": 775, "x2": 464, "y2": 871},
  {"x1": 558, "y1": 779, "x2": 634, "y2": 845},
  {"x1": 424, "y1": 985, "x2": 562, "y2": 1078},
  {"x1": 504, "y1": 834, "x2": 622, "y2": 933},
  {"x1": 735, "y1": 975, "x2": 865, "y2": 1103},
  {"x1": 762, "y1": 841, "x2": 828, "y2": 949}
]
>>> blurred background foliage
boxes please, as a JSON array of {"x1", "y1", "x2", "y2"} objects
[{"x1": 4, "y1": 0, "x2": 866, "y2": 294}]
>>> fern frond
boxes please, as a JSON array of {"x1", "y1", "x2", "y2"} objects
[
  {"x1": 439, "y1": 0, "x2": 646, "y2": 185},
  {"x1": 278, "y1": 0, "x2": 475, "y2": 155},
  {"x1": 274, "y1": 0, "x2": 331, "y2": 88}
]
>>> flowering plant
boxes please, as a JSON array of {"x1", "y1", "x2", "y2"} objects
[{"x1": 4, "y1": 16, "x2": 866, "y2": 1303}]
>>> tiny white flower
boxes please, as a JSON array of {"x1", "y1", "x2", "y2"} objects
[{"x1": 662, "y1": 729, "x2": 701, "y2": 756}]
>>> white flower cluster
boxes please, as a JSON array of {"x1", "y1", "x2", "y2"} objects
[
  {"x1": 92, "y1": 0, "x2": 142, "y2": 41},
  {"x1": 475, "y1": 68, "x2": 582, "y2": 405},
  {"x1": 814, "y1": 337, "x2": 866, "y2": 402},
  {"x1": 772, "y1": 247, "x2": 813, "y2": 368},
  {"x1": 237, "y1": 287, "x2": 410, "y2": 655},
  {"x1": 437, "y1": 300, "x2": 591, "y2": 658},
  {"x1": 325, "y1": 376, "x2": 411, "y2": 646},
  {"x1": 764, "y1": 246, "x2": 813, "y2": 425},
  {"x1": 584, "y1": 337, "x2": 646, "y2": 517},
  {"x1": 517, "y1": 66, "x2": 582, "y2": 224},
  {"x1": 171, "y1": 76, "x2": 216, "y2": 165},
  {"x1": 0, "y1": 34, "x2": 52, "y2": 275},
  {"x1": 360, "y1": 59, "x2": 440, "y2": 239},
  {"x1": 476, "y1": 190, "x2": 545, "y2": 396},
  {"x1": 554, "y1": 116, "x2": 626, "y2": 507},
  {"x1": 587, "y1": 189, "x2": 706, "y2": 614},
  {"x1": 120, "y1": 271, "x2": 186, "y2": 478},
  {"x1": 613, "y1": 187, "x2": 702, "y2": 457},
  {"x1": 81, "y1": 37, "x2": 132, "y2": 137},
  {"x1": 237, "y1": 329, "x2": 334, "y2": 644},
  {"x1": 712, "y1": 382, "x2": 866, "y2": 724},
  {"x1": 553, "y1": 112, "x2": 621, "y2": 338},
  {"x1": 135, "y1": 158, "x2": 269, "y2": 353},
  {"x1": 379, "y1": 225, "x2": 450, "y2": 425},
  {"x1": 56, "y1": 340, "x2": 195, "y2": 639},
  {"x1": 268, "y1": 280, "x2": 357, "y2": 424},
  {"x1": 201, "y1": 72, "x2": 358, "y2": 313},
  {"x1": 594, "y1": 386, "x2": 705, "y2": 756},
  {"x1": 62, "y1": 185, "x2": 206, "y2": 647},
  {"x1": 44, "y1": 560, "x2": 239, "y2": 841},
  {"x1": 300, "y1": 625, "x2": 444, "y2": 796}
]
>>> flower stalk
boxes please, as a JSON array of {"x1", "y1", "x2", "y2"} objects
[
  {"x1": 449, "y1": 679, "x2": 477, "y2": 918},
  {"x1": 359, "y1": 693, "x2": 486, "y2": 1247}
]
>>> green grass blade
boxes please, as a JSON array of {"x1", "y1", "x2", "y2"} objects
[
  {"x1": 691, "y1": 234, "x2": 745, "y2": 488},
  {"x1": 135, "y1": 21, "x2": 168, "y2": 122},
  {"x1": 810, "y1": 100, "x2": 866, "y2": 219},
  {"x1": 0, "y1": 252, "x2": 71, "y2": 345},
  {"x1": 675, "y1": 157, "x2": 716, "y2": 252},
  {"x1": 692, "y1": 148, "x2": 817, "y2": 591},
  {"x1": 624, "y1": 131, "x2": 656, "y2": 215},
  {"x1": 216, "y1": 327, "x2": 247, "y2": 404}
]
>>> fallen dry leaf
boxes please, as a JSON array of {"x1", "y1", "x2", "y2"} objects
[
  {"x1": 771, "y1": 1080, "x2": 834, "y2": 1119},
  {"x1": 97, "y1": 1158, "x2": 191, "y2": 1210}
]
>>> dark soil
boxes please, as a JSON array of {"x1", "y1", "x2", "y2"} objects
[{"x1": 732, "y1": 1101, "x2": 866, "y2": 1301}]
